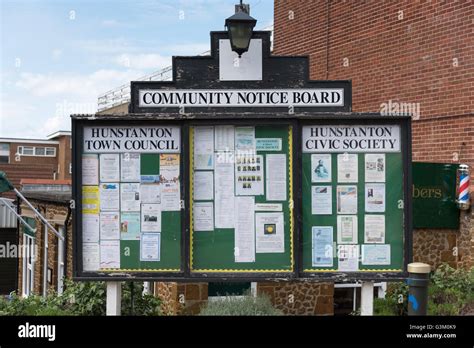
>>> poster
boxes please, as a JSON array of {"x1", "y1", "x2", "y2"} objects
[
  {"x1": 312, "y1": 226, "x2": 334, "y2": 267},
  {"x1": 194, "y1": 171, "x2": 214, "y2": 201},
  {"x1": 255, "y1": 212, "x2": 284, "y2": 253},
  {"x1": 193, "y1": 202, "x2": 214, "y2": 231},
  {"x1": 161, "y1": 182, "x2": 180, "y2": 211},
  {"x1": 194, "y1": 126, "x2": 214, "y2": 170},
  {"x1": 82, "y1": 154, "x2": 99, "y2": 185},
  {"x1": 336, "y1": 185, "x2": 357, "y2": 214},
  {"x1": 99, "y1": 212, "x2": 120, "y2": 240},
  {"x1": 140, "y1": 184, "x2": 161, "y2": 204},
  {"x1": 311, "y1": 186, "x2": 332, "y2": 215},
  {"x1": 100, "y1": 154, "x2": 120, "y2": 182},
  {"x1": 235, "y1": 154, "x2": 264, "y2": 196},
  {"x1": 82, "y1": 186, "x2": 99, "y2": 214},
  {"x1": 361, "y1": 244, "x2": 391, "y2": 265},
  {"x1": 337, "y1": 215, "x2": 358, "y2": 244},
  {"x1": 311, "y1": 154, "x2": 331, "y2": 183},
  {"x1": 120, "y1": 153, "x2": 140, "y2": 182},
  {"x1": 364, "y1": 215, "x2": 385, "y2": 243},
  {"x1": 140, "y1": 233, "x2": 161, "y2": 262},
  {"x1": 266, "y1": 154, "x2": 287, "y2": 201},
  {"x1": 365, "y1": 184, "x2": 385, "y2": 212},
  {"x1": 141, "y1": 204, "x2": 161, "y2": 232},
  {"x1": 235, "y1": 127, "x2": 255, "y2": 151},
  {"x1": 120, "y1": 212, "x2": 140, "y2": 240},
  {"x1": 234, "y1": 197, "x2": 255, "y2": 263},
  {"x1": 82, "y1": 214, "x2": 99, "y2": 243},
  {"x1": 337, "y1": 244, "x2": 359, "y2": 272},
  {"x1": 215, "y1": 125, "x2": 235, "y2": 151},
  {"x1": 83, "y1": 243, "x2": 100, "y2": 271},
  {"x1": 215, "y1": 152, "x2": 235, "y2": 228},
  {"x1": 365, "y1": 154, "x2": 385, "y2": 182},
  {"x1": 99, "y1": 183, "x2": 119, "y2": 211},
  {"x1": 160, "y1": 154, "x2": 180, "y2": 182},
  {"x1": 120, "y1": 183, "x2": 141, "y2": 212},
  {"x1": 100, "y1": 240, "x2": 120, "y2": 269},
  {"x1": 337, "y1": 154, "x2": 358, "y2": 183}
]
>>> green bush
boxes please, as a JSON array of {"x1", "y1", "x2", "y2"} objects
[{"x1": 199, "y1": 294, "x2": 282, "y2": 316}]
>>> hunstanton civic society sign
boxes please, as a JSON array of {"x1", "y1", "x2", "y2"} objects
[{"x1": 138, "y1": 88, "x2": 344, "y2": 107}]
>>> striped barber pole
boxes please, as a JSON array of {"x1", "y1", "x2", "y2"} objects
[{"x1": 457, "y1": 164, "x2": 470, "y2": 209}]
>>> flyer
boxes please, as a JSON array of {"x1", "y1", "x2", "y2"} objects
[
  {"x1": 364, "y1": 215, "x2": 385, "y2": 243},
  {"x1": 235, "y1": 126, "x2": 255, "y2": 151},
  {"x1": 365, "y1": 183, "x2": 385, "y2": 212},
  {"x1": 256, "y1": 138, "x2": 282, "y2": 151},
  {"x1": 120, "y1": 153, "x2": 140, "y2": 182},
  {"x1": 336, "y1": 185, "x2": 358, "y2": 214},
  {"x1": 141, "y1": 203, "x2": 161, "y2": 232},
  {"x1": 361, "y1": 244, "x2": 391, "y2": 265},
  {"x1": 99, "y1": 183, "x2": 119, "y2": 211},
  {"x1": 193, "y1": 202, "x2": 214, "y2": 231},
  {"x1": 100, "y1": 154, "x2": 120, "y2": 182},
  {"x1": 312, "y1": 226, "x2": 334, "y2": 267},
  {"x1": 83, "y1": 243, "x2": 100, "y2": 271},
  {"x1": 255, "y1": 212, "x2": 284, "y2": 253},
  {"x1": 194, "y1": 126, "x2": 214, "y2": 170},
  {"x1": 235, "y1": 154, "x2": 264, "y2": 196},
  {"x1": 215, "y1": 125, "x2": 235, "y2": 151},
  {"x1": 234, "y1": 196, "x2": 255, "y2": 263},
  {"x1": 365, "y1": 154, "x2": 386, "y2": 182},
  {"x1": 161, "y1": 182, "x2": 180, "y2": 211},
  {"x1": 312, "y1": 186, "x2": 332, "y2": 215},
  {"x1": 82, "y1": 214, "x2": 99, "y2": 243},
  {"x1": 337, "y1": 215, "x2": 358, "y2": 244},
  {"x1": 140, "y1": 184, "x2": 161, "y2": 204},
  {"x1": 99, "y1": 240, "x2": 120, "y2": 269},
  {"x1": 82, "y1": 154, "x2": 99, "y2": 185},
  {"x1": 160, "y1": 154, "x2": 180, "y2": 182},
  {"x1": 140, "y1": 233, "x2": 161, "y2": 262},
  {"x1": 82, "y1": 186, "x2": 99, "y2": 214},
  {"x1": 266, "y1": 154, "x2": 287, "y2": 201},
  {"x1": 311, "y1": 154, "x2": 331, "y2": 183},
  {"x1": 120, "y1": 212, "x2": 141, "y2": 240},
  {"x1": 120, "y1": 183, "x2": 141, "y2": 212},
  {"x1": 99, "y1": 212, "x2": 120, "y2": 240},
  {"x1": 337, "y1": 244, "x2": 359, "y2": 272},
  {"x1": 337, "y1": 154, "x2": 358, "y2": 183},
  {"x1": 194, "y1": 171, "x2": 214, "y2": 201},
  {"x1": 215, "y1": 152, "x2": 235, "y2": 228}
]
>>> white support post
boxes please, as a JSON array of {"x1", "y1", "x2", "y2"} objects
[
  {"x1": 360, "y1": 281, "x2": 374, "y2": 316},
  {"x1": 378, "y1": 282, "x2": 387, "y2": 299},
  {"x1": 250, "y1": 282, "x2": 257, "y2": 297},
  {"x1": 106, "y1": 282, "x2": 122, "y2": 316}
]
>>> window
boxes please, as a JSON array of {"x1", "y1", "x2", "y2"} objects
[
  {"x1": 45, "y1": 147, "x2": 56, "y2": 156},
  {"x1": 35, "y1": 147, "x2": 45, "y2": 156},
  {"x1": 19, "y1": 146, "x2": 34, "y2": 156},
  {"x1": 18, "y1": 146, "x2": 56, "y2": 157},
  {"x1": 0, "y1": 143, "x2": 9, "y2": 163}
]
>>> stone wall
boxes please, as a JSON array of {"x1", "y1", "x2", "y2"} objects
[{"x1": 155, "y1": 282, "x2": 208, "y2": 315}]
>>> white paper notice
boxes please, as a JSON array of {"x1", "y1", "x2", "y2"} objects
[
  {"x1": 312, "y1": 186, "x2": 332, "y2": 215},
  {"x1": 337, "y1": 215, "x2": 358, "y2": 244},
  {"x1": 234, "y1": 196, "x2": 255, "y2": 262},
  {"x1": 100, "y1": 240, "x2": 120, "y2": 269},
  {"x1": 337, "y1": 154, "x2": 358, "y2": 183},
  {"x1": 255, "y1": 212, "x2": 284, "y2": 253},
  {"x1": 194, "y1": 171, "x2": 214, "y2": 201},
  {"x1": 100, "y1": 212, "x2": 120, "y2": 240},
  {"x1": 235, "y1": 153, "x2": 263, "y2": 196},
  {"x1": 365, "y1": 154, "x2": 386, "y2": 182},
  {"x1": 82, "y1": 214, "x2": 99, "y2": 243},
  {"x1": 160, "y1": 154, "x2": 180, "y2": 182},
  {"x1": 120, "y1": 153, "x2": 140, "y2": 182},
  {"x1": 365, "y1": 184, "x2": 385, "y2": 212},
  {"x1": 361, "y1": 244, "x2": 391, "y2": 265},
  {"x1": 266, "y1": 154, "x2": 287, "y2": 201},
  {"x1": 193, "y1": 202, "x2": 214, "y2": 231},
  {"x1": 161, "y1": 182, "x2": 180, "y2": 211},
  {"x1": 336, "y1": 185, "x2": 357, "y2": 214},
  {"x1": 255, "y1": 203, "x2": 283, "y2": 212},
  {"x1": 140, "y1": 184, "x2": 161, "y2": 204},
  {"x1": 312, "y1": 226, "x2": 334, "y2": 267},
  {"x1": 140, "y1": 233, "x2": 161, "y2": 262},
  {"x1": 194, "y1": 127, "x2": 214, "y2": 170},
  {"x1": 338, "y1": 244, "x2": 359, "y2": 272},
  {"x1": 215, "y1": 152, "x2": 235, "y2": 228},
  {"x1": 215, "y1": 125, "x2": 235, "y2": 151},
  {"x1": 364, "y1": 215, "x2": 385, "y2": 243},
  {"x1": 141, "y1": 203, "x2": 161, "y2": 232},
  {"x1": 235, "y1": 127, "x2": 255, "y2": 151},
  {"x1": 311, "y1": 154, "x2": 332, "y2": 183},
  {"x1": 120, "y1": 183, "x2": 141, "y2": 212},
  {"x1": 99, "y1": 183, "x2": 120, "y2": 211},
  {"x1": 100, "y1": 154, "x2": 120, "y2": 182},
  {"x1": 82, "y1": 154, "x2": 99, "y2": 185},
  {"x1": 83, "y1": 243, "x2": 100, "y2": 271}
]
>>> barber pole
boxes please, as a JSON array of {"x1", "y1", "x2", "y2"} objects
[{"x1": 457, "y1": 164, "x2": 470, "y2": 210}]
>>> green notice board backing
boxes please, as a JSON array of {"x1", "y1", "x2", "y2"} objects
[{"x1": 190, "y1": 124, "x2": 294, "y2": 273}]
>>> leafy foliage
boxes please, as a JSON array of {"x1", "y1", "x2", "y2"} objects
[{"x1": 199, "y1": 293, "x2": 282, "y2": 316}]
